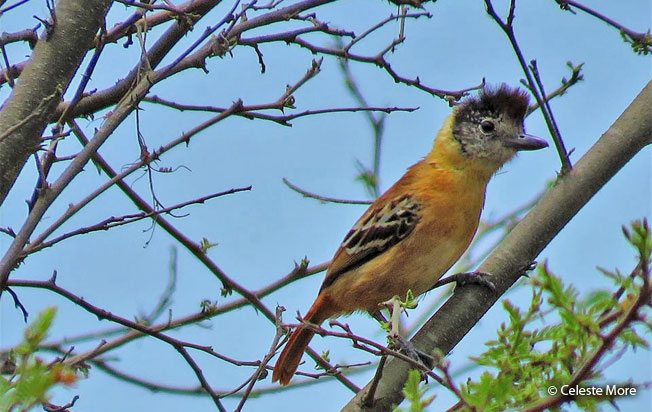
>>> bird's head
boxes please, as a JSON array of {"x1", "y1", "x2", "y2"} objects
[{"x1": 451, "y1": 84, "x2": 548, "y2": 168}]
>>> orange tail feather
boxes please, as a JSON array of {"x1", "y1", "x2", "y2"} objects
[{"x1": 273, "y1": 298, "x2": 330, "y2": 385}]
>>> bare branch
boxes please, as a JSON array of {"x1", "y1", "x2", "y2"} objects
[
  {"x1": 27, "y1": 186, "x2": 252, "y2": 253},
  {"x1": 144, "y1": 94, "x2": 416, "y2": 126},
  {"x1": 555, "y1": 0, "x2": 652, "y2": 55},
  {"x1": 283, "y1": 178, "x2": 373, "y2": 205},
  {"x1": 527, "y1": 61, "x2": 584, "y2": 115},
  {"x1": 0, "y1": 0, "x2": 113, "y2": 205}
]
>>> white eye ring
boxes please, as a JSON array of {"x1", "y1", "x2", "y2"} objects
[{"x1": 479, "y1": 120, "x2": 495, "y2": 134}]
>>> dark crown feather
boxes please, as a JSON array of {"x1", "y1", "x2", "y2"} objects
[{"x1": 456, "y1": 84, "x2": 530, "y2": 121}]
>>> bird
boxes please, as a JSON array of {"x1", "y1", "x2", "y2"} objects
[{"x1": 272, "y1": 84, "x2": 548, "y2": 385}]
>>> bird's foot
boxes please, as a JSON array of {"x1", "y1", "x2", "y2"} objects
[
  {"x1": 388, "y1": 334, "x2": 434, "y2": 369},
  {"x1": 379, "y1": 292, "x2": 418, "y2": 335},
  {"x1": 380, "y1": 295, "x2": 404, "y2": 338},
  {"x1": 380, "y1": 296, "x2": 433, "y2": 373},
  {"x1": 430, "y1": 270, "x2": 496, "y2": 292}
]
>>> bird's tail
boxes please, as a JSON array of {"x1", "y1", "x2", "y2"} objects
[{"x1": 273, "y1": 298, "x2": 328, "y2": 385}]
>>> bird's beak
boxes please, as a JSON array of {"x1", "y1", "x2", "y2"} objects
[{"x1": 503, "y1": 133, "x2": 549, "y2": 151}]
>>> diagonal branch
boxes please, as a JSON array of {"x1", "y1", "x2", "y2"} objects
[
  {"x1": 28, "y1": 187, "x2": 252, "y2": 253},
  {"x1": 0, "y1": 0, "x2": 113, "y2": 205}
]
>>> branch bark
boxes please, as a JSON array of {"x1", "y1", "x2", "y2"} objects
[
  {"x1": 0, "y1": 0, "x2": 113, "y2": 206},
  {"x1": 342, "y1": 79, "x2": 652, "y2": 411}
]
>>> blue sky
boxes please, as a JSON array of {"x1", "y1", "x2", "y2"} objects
[{"x1": 1, "y1": 1, "x2": 650, "y2": 411}]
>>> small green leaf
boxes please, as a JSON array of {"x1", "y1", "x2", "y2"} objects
[{"x1": 199, "y1": 237, "x2": 218, "y2": 253}]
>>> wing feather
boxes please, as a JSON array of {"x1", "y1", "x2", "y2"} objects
[{"x1": 320, "y1": 194, "x2": 421, "y2": 291}]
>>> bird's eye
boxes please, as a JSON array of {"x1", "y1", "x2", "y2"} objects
[{"x1": 479, "y1": 120, "x2": 495, "y2": 134}]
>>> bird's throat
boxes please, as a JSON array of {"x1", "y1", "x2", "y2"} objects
[{"x1": 427, "y1": 115, "x2": 500, "y2": 183}]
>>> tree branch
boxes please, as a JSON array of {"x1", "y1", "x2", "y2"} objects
[{"x1": 0, "y1": 0, "x2": 113, "y2": 205}]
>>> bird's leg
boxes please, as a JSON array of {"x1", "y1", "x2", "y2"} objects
[
  {"x1": 386, "y1": 295, "x2": 402, "y2": 339},
  {"x1": 379, "y1": 293, "x2": 415, "y2": 338},
  {"x1": 430, "y1": 261, "x2": 539, "y2": 292},
  {"x1": 429, "y1": 270, "x2": 496, "y2": 291},
  {"x1": 370, "y1": 308, "x2": 423, "y2": 362},
  {"x1": 379, "y1": 296, "x2": 433, "y2": 369}
]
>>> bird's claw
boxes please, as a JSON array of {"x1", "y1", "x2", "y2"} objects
[
  {"x1": 388, "y1": 334, "x2": 434, "y2": 370},
  {"x1": 455, "y1": 270, "x2": 496, "y2": 290},
  {"x1": 430, "y1": 270, "x2": 496, "y2": 292}
]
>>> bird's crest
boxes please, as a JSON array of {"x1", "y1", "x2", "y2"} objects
[{"x1": 456, "y1": 84, "x2": 530, "y2": 122}]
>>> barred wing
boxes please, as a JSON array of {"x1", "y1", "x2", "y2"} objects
[{"x1": 320, "y1": 194, "x2": 421, "y2": 291}]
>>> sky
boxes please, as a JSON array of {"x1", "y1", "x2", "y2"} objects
[{"x1": 0, "y1": 0, "x2": 651, "y2": 411}]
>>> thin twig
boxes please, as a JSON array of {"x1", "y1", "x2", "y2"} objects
[
  {"x1": 526, "y1": 62, "x2": 583, "y2": 115},
  {"x1": 143, "y1": 94, "x2": 417, "y2": 126},
  {"x1": 7, "y1": 277, "x2": 260, "y2": 367},
  {"x1": 342, "y1": 11, "x2": 431, "y2": 53},
  {"x1": 233, "y1": 306, "x2": 285, "y2": 411},
  {"x1": 0, "y1": 0, "x2": 30, "y2": 15},
  {"x1": 283, "y1": 178, "x2": 372, "y2": 205},
  {"x1": 26, "y1": 186, "x2": 252, "y2": 253},
  {"x1": 116, "y1": 0, "x2": 183, "y2": 13},
  {"x1": 555, "y1": 0, "x2": 651, "y2": 54}
]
